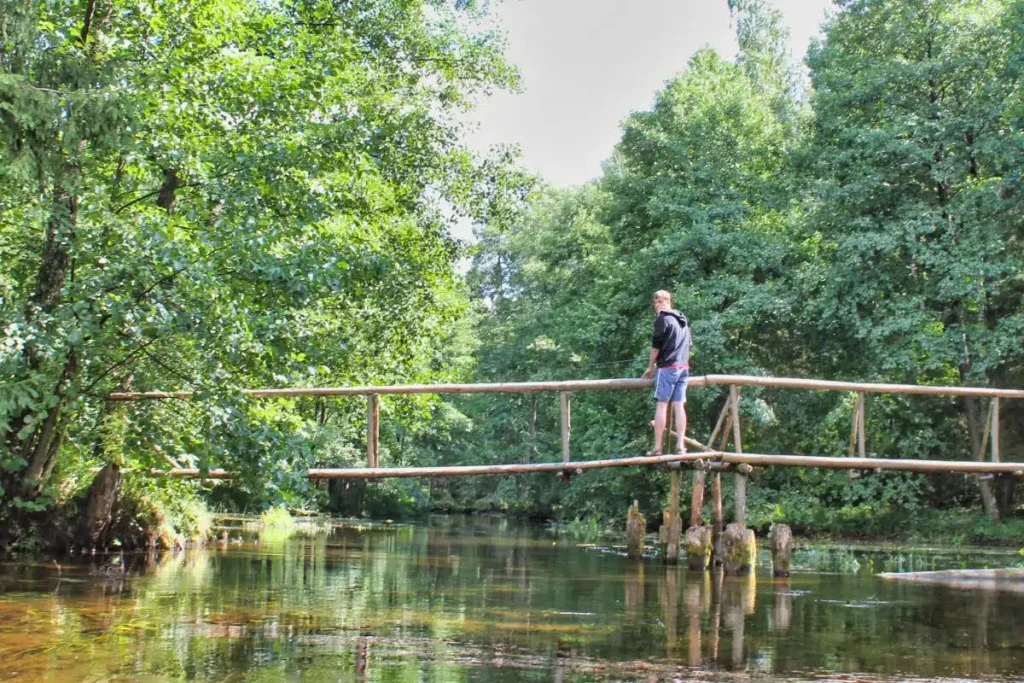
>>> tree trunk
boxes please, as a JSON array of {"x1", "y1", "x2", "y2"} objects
[
  {"x1": 5, "y1": 189, "x2": 79, "y2": 496},
  {"x1": 157, "y1": 168, "x2": 180, "y2": 211},
  {"x1": 83, "y1": 463, "x2": 122, "y2": 547}
]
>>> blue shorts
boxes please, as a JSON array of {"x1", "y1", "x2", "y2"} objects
[{"x1": 654, "y1": 367, "x2": 689, "y2": 403}]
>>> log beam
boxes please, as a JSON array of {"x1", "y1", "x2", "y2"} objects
[
  {"x1": 108, "y1": 374, "x2": 1024, "y2": 401},
  {"x1": 151, "y1": 450, "x2": 1024, "y2": 480}
]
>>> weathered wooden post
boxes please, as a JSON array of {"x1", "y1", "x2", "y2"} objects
[
  {"x1": 684, "y1": 460, "x2": 712, "y2": 570},
  {"x1": 690, "y1": 464, "x2": 706, "y2": 527},
  {"x1": 848, "y1": 392, "x2": 866, "y2": 479},
  {"x1": 712, "y1": 472, "x2": 724, "y2": 564},
  {"x1": 724, "y1": 462, "x2": 756, "y2": 575},
  {"x1": 848, "y1": 392, "x2": 866, "y2": 457},
  {"x1": 366, "y1": 394, "x2": 380, "y2": 468},
  {"x1": 734, "y1": 463, "x2": 751, "y2": 528},
  {"x1": 729, "y1": 385, "x2": 742, "y2": 453},
  {"x1": 662, "y1": 467, "x2": 683, "y2": 563},
  {"x1": 769, "y1": 524, "x2": 794, "y2": 577},
  {"x1": 685, "y1": 524, "x2": 713, "y2": 571},
  {"x1": 723, "y1": 523, "x2": 756, "y2": 575},
  {"x1": 626, "y1": 500, "x2": 646, "y2": 559},
  {"x1": 526, "y1": 395, "x2": 537, "y2": 464},
  {"x1": 560, "y1": 391, "x2": 571, "y2": 464},
  {"x1": 991, "y1": 397, "x2": 1000, "y2": 462}
]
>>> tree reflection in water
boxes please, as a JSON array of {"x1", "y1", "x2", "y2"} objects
[{"x1": 0, "y1": 517, "x2": 1022, "y2": 682}]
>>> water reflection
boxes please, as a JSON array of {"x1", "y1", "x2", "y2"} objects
[{"x1": 0, "y1": 516, "x2": 1022, "y2": 682}]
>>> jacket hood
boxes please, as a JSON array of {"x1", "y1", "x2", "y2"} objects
[{"x1": 659, "y1": 309, "x2": 687, "y2": 326}]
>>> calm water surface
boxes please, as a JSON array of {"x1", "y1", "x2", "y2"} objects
[{"x1": 1, "y1": 516, "x2": 1022, "y2": 682}]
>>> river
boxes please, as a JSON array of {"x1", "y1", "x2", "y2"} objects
[{"x1": 1, "y1": 515, "x2": 1022, "y2": 681}]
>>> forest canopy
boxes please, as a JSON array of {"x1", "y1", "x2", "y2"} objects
[{"x1": 1, "y1": 0, "x2": 1022, "y2": 550}]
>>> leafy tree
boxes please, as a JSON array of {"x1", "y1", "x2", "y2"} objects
[
  {"x1": 0, "y1": 0, "x2": 516, "y2": 537},
  {"x1": 458, "y1": 0, "x2": 805, "y2": 524},
  {"x1": 455, "y1": 0, "x2": 1023, "y2": 531},
  {"x1": 801, "y1": 0, "x2": 1024, "y2": 519}
]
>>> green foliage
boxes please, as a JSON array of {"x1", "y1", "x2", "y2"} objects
[
  {"x1": 452, "y1": 0, "x2": 1023, "y2": 531},
  {"x1": 2, "y1": 0, "x2": 1021, "y2": 545},
  {"x1": 248, "y1": 506, "x2": 296, "y2": 542},
  {"x1": 559, "y1": 515, "x2": 607, "y2": 543},
  {"x1": 258, "y1": 507, "x2": 295, "y2": 532},
  {"x1": 104, "y1": 475, "x2": 214, "y2": 549},
  {"x1": 0, "y1": 0, "x2": 519, "y2": 543}
]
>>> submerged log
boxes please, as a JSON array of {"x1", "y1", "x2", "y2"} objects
[
  {"x1": 722, "y1": 522, "x2": 756, "y2": 575},
  {"x1": 626, "y1": 501, "x2": 646, "y2": 559},
  {"x1": 684, "y1": 525, "x2": 713, "y2": 571},
  {"x1": 769, "y1": 524, "x2": 794, "y2": 577},
  {"x1": 83, "y1": 463, "x2": 122, "y2": 546}
]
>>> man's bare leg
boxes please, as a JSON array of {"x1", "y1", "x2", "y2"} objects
[
  {"x1": 672, "y1": 400, "x2": 687, "y2": 453},
  {"x1": 652, "y1": 401, "x2": 669, "y2": 454}
]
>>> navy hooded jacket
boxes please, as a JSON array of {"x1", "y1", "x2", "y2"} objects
[{"x1": 652, "y1": 310, "x2": 691, "y2": 368}]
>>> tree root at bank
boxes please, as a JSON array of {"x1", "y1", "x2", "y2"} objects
[{"x1": 1, "y1": 469, "x2": 211, "y2": 556}]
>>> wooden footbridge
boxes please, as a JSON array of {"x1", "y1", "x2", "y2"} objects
[{"x1": 110, "y1": 375, "x2": 1022, "y2": 572}]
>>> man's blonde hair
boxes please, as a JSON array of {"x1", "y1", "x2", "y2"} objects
[{"x1": 653, "y1": 289, "x2": 672, "y2": 304}]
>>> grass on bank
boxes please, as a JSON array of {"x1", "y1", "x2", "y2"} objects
[{"x1": 241, "y1": 507, "x2": 331, "y2": 541}]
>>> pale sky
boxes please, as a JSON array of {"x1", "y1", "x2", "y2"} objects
[{"x1": 465, "y1": 0, "x2": 835, "y2": 189}]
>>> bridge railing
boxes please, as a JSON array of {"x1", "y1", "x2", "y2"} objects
[{"x1": 108, "y1": 374, "x2": 1022, "y2": 479}]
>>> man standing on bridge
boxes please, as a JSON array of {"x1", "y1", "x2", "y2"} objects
[{"x1": 642, "y1": 290, "x2": 691, "y2": 456}]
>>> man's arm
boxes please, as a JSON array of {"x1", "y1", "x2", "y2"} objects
[
  {"x1": 644, "y1": 315, "x2": 665, "y2": 379},
  {"x1": 642, "y1": 347, "x2": 659, "y2": 379}
]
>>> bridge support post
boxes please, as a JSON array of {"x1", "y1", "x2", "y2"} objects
[
  {"x1": 685, "y1": 523, "x2": 712, "y2": 571},
  {"x1": 685, "y1": 461, "x2": 712, "y2": 570},
  {"x1": 991, "y1": 397, "x2": 1000, "y2": 463},
  {"x1": 626, "y1": 500, "x2": 646, "y2": 559},
  {"x1": 724, "y1": 463, "x2": 755, "y2": 575},
  {"x1": 723, "y1": 522, "x2": 756, "y2": 575},
  {"x1": 709, "y1": 388, "x2": 741, "y2": 565},
  {"x1": 849, "y1": 392, "x2": 866, "y2": 479},
  {"x1": 769, "y1": 524, "x2": 794, "y2": 577},
  {"x1": 690, "y1": 466, "x2": 706, "y2": 527},
  {"x1": 661, "y1": 467, "x2": 682, "y2": 563},
  {"x1": 734, "y1": 463, "x2": 750, "y2": 527},
  {"x1": 729, "y1": 386, "x2": 742, "y2": 453},
  {"x1": 560, "y1": 392, "x2": 571, "y2": 464},
  {"x1": 712, "y1": 472, "x2": 724, "y2": 565},
  {"x1": 367, "y1": 394, "x2": 379, "y2": 468}
]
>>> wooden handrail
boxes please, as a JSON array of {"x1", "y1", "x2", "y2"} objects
[
  {"x1": 701, "y1": 374, "x2": 1024, "y2": 399},
  {"x1": 107, "y1": 374, "x2": 1024, "y2": 401}
]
